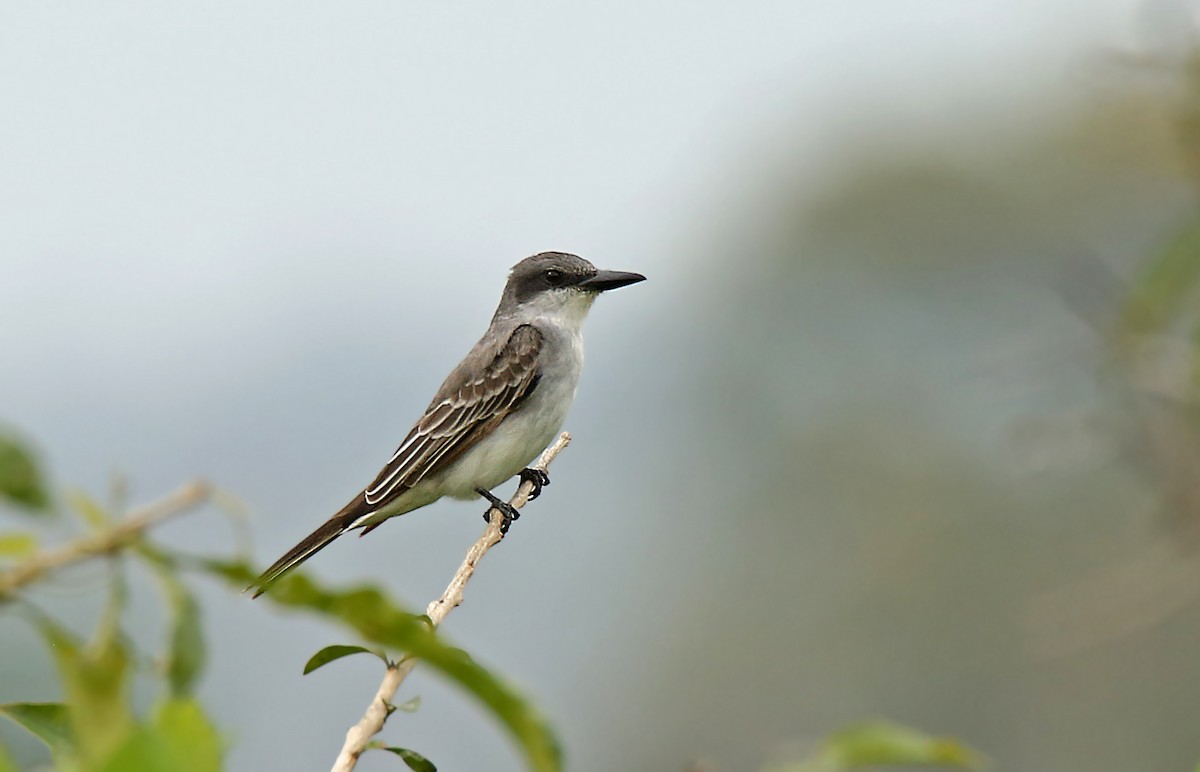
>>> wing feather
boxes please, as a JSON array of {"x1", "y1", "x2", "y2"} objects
[
  {"x1": 252, "y1": 324, "x2": 544, "y2": 593},
  {"x1": 360, "y1": 324, "x2": 543, "y2": 510}
]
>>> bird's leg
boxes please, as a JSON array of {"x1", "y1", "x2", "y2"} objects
[
  {"x1": 519, "y1": 467, "x2": 550, "y2": 501},
  {"x1": 476, "y1": 486, "x2": 522, "y2": 535}
]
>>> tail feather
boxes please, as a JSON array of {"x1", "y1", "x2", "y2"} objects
[{"x1": 250, "y1": 516, "x2": 354, "y2": 598}]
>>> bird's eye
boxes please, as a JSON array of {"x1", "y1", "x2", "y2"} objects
[{"x1": 544, "y1": 269, "x2": 565, "y2": 286}]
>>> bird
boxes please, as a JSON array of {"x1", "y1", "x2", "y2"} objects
[{"x1": 250, "y1": 251, "x2": 645, "y2": 597}]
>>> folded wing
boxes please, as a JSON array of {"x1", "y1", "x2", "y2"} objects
[
  {"x1": 250, "y1": 324, "x2": 544, "y2": 596},
  {"x1": 359, "y1": 323, "x2": 544, "y2": 516}
]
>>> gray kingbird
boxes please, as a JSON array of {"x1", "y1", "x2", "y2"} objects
[{"x1": 251, "y1": 252, "x2": 645, "y2": 597}]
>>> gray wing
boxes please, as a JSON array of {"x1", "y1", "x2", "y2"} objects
[
  {"x1": 356, "y1": 323, "x2": 544, "y2": 516},
  {"x1": 249, "y1": 324, "x2": 543, "y2": 595}
]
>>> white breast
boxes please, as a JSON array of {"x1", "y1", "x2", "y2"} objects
[{"x1": 432, "y1": 318, "x2": 584, "y2": 499}]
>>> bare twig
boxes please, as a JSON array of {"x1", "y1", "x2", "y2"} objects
[
  {"x1": 331, "y1": 432, "x2": 572, "y2": 772},
  {"x1": 0, "y1": 480, "x2": 212, "y2": 599}
]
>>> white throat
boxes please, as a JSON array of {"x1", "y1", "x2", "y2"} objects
[{"x1": 518, "y1": 289, "x2": 597, "y2": 336}]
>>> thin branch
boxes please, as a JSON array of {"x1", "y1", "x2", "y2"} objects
[
  {"x1": 0, "y1": 480, "x2": 212, "y2": 599},
  {"x1": 331, "y1": 432, "x2": 572, "y2": 772}
]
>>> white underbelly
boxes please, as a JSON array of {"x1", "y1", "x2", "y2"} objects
[{"x1": 433, "y1": 329, "x2": 581, "y2": 499}]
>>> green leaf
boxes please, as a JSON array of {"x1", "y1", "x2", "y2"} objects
[
  {"x1": 1123, "y1": 214, "x2": 1200, "y2": 335},
  {"x1": 165, "y1": 584, "x2": 204, "y2": 696},
  {"x1": 381, "y1": 746, "x2": 437, "y2": 772},
  {"x1": 99, "y1": 699, "x2": 222, "y2": 772},
  {"x1": 0, "y1": 433, "x2": 49, "y2": 511},
  {"x1": 33, "y1": 605, "x2": 134, "y2": 764},
  {"x1": 787, "y1": 720, "x2": 981, "y2": 771},
  {"x1": 304, "y1": 644, "x2": 388, "y2": 674},
  {"x1": 0, "y1": 532, "x2": 36, "y2": 558},
  {"x1": 0, "y1": 738, "x2": 17, "y2": 772},
  {"x1": 153, "y1": 699, "x2": 222, "y2": 763},
  {"x1": 139, "y1": 546, "x2": 206, "y2": 696},
  {"x1": 66, "y1": 488, "x2": 111, "y2": 529},
  {"x1": 199, "y1": 559, "x2": 563, "y2": 772},
  {"x1": 395, "y1": 695, "x2": 422, "y2": 713},
  {"x1": 0, "y1": 702, "x2": 74, "y2": 755}
]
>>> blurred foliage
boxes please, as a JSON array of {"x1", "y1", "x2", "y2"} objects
[
  {"x1": 767, "y1": 721, "x2": 981, "y2": 772},
  {"x1": 0, "y1": 430, "x2": 986, "y2": 772},
  {"x1": 1113, "y1": 205, "x2": 1200, "y2": 544},
  {"x1": 1127, "y1": 41, "x2": 1200, "y2": 383},
  {"x1": 141, "y1": 545, "x2": 207, "y2": 697},
  {"x1": 192, "y1": 559, "x2": 562, "y2": 772},
  {"x1": 0, "y1": 431, "x2": 49, "y2": 513},
  {"x1": 0, "y1": 429, "x2": 561, "y2": 772},
  {"x1": 0, "y1": 599, "x2": 223, "y2": 772},
  {"x1": 1116, "y1": 201, "x2": 1200, "y2": 430},
  {"x1": 0, "y1": 452, "x2": 223, "y2": 771},
  {"x1": 0, "y1": 534, "x2": 36, "y2": 560},
  {"x1": 1120, "y1": 212, "x2": 1200, "y2": 339}
]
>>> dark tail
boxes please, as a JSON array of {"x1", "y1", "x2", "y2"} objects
[{"x1": 249, "y1": 514, "x2": 355, "y2": 598}]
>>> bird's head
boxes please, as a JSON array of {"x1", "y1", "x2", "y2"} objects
[{"x1": 497, "y1": 251, "x2": 645, "y2": 325}]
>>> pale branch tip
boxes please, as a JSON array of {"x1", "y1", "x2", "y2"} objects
[{"x1": 329, "y1": 431, "x2": 571, "y2": 772}]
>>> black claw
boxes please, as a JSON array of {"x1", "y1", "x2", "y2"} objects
[
  {"x1": 519, "y1": 467, "x2": 550, "y2": 500},
  {"x1": 475, "y1": 487, "x2": 522, "y2": 536}
]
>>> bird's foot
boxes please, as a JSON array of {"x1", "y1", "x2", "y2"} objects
[
  {"x1": 519, "y1": 467, "x2": 550, "y2": 501},
  {"x1": 476, "y1": 487, "x2": 522, "y2": 535}
]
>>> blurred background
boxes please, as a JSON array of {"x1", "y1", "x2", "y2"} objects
[{"x1": 5, "y1": 0, "x2": 1200, "y2": 769}]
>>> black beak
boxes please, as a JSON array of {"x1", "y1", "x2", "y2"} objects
[{"x1": 578, "y1": 269, "x2": 647, "y2": 292}]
